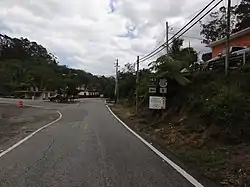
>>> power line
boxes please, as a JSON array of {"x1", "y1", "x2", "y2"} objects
[
  {"x1": 139, "y1": 0, "x2": 223, "y2": 63},
  {"x1": 168, "y1": 32, "x2": 203, "y2": 40},
  {"x1": 139, "y1": 0, "x2": 219, "y2": 62}
]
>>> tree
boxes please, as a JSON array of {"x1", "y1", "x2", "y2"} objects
[
  {"x1": 200, "y1": 1, "x2": 250, "y2": 44},
  {"x1": 200, "y1": 6, "x2": 235, "y2": 44},
  {"x1": 169, "y1": 38, "x2": 184, "y2": 59},
  {"x1": 168, "y1": 38, "x2": 198, "y2": 65},
  {"x1": 118, "y1": 63, "x2": 136, "y2": 99},
  {"x1": 0, "y1": 33, "x2": 115, "y2": 96},
  {"x1": 234, "y1": 0, "x2": 250, "y2": 32},
  {"x1": 149, "y1": 55, "x2": 190, "y2": 86}
]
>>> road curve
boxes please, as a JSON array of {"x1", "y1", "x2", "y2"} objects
[{"x1": 0, "y1": 99, "x2": 196, "y2": 187}]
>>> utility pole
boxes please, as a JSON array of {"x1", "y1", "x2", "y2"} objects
[
  {"x1": 136, "y1": 56, "x2": 140, "y2": 114},
  {"x1": 114, "y1": 59, "x2": 119, "y2": 103},
  {"x1": 188, "y1": 41, "x2": 191, "y2": 54},
  {"x1": 225, "y1": 0, "x2": 231, "y2": 76},
  {"x1": 166, "y1": 21, "x2": 169, "y2": 55}
]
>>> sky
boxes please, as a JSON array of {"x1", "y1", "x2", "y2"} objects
[{"x1": 0, "y1": 0, "x2": 240, "y2": 75}]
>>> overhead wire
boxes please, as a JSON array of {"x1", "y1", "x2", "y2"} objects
[
  {"x1": 139, "y1": 0, "x2": 220, "y2": 62},
  {"x1": 139, "y1": 0, "x2": 223, "y2": 63}
]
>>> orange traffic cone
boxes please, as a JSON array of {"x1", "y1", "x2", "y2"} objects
[{"x1": 18, "y1": 100, "x2": 23, "y2": 108}]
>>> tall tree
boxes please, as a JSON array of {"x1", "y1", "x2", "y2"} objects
[
  {"x1": 0, "y1": 33, "x2": 115, "y2": 96},
  {"x1": 168, "y1": 38, "x2": 198, "y2": 65},
  {"x1": 234, "y1": 0, "x2": 250, "y2": 32},
  {"x1": 200, "y1": 6, "x2": 237, "y2": 44}
]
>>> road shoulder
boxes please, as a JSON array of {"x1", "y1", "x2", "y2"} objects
[
  {"x1": 0, "y1": 103, "x2": 60, "y2": 153},
  {"x1": 108, "y1": 104, "x2": 220, "y2": 187}
]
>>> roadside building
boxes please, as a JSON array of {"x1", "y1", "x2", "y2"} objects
[
  {"x1": 78, "y1": 90, "x2": 100, "y2": 98},
  {"x1": 15, "y1": 91, "x2": 52, "y2": 100},
  {"x1": 209, "y1": 27, "x2": 250, "y2": 57}
]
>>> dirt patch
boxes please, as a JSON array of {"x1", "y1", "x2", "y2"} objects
[
  {"x1": 111, "y1": 104, "x2": 250, "y2": 187},
  {"x1": 0, "y1": 103, "x2": 59, "y2": 151}
]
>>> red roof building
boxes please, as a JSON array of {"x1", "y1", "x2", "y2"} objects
[{"x1": 209, "y1": 27, "x2": 250, "y2": 57}]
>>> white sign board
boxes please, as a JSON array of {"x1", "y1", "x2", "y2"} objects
[{"x1": 149, "y1": 96, "x2": 166, "y2": 109}]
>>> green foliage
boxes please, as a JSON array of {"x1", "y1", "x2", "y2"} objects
[
  {"x1": 182, "y1": 149, "x2": 226, "y2": 166},
  {"x1": 118, "y1": 63, "x2": 136, "y2": 99},
  {"x1": 0, "y1": 34, "x2": 114, "y2": 96},
  {"x1": 149, "y1": 55, "x2": 190, "y2": 86},
  {"x1": 169, "y1": 38, "x2": 198, "y2": 65},
  {"x1": 149, "y1": 38, "x2": 197, "y2": 86},
  {"x1": 202, "y1": 86, "x2": 243, "y2": 125},
  {"x1": 184, "y1": 71, "x2": 250, "y2": 143},
  {"x1": 200, "y1": 1, "x2": 250, "y2": 44},
  {"x1": 234, "y1": 0, "x2": 250, "y2": 32},
  {"x1": 200, "y1": 8, "x2": 231, "y2": 44}
]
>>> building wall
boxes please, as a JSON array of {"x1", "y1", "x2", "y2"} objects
[
  {"x1": 212, "y1": 34, "x2": 250, "y2": 57},
  {"x1": 24, "y1": 92, "x2": 50, "y2": 100}
]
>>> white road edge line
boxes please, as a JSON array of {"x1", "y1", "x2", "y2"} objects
[
  {"x1": 106, "y1": 105, "x2": 204, "y2": 187},
  {"x1": 0, "y1": 107, "x2": 62, "y2": 159}
]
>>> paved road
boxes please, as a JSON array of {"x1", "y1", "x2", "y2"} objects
[{"x1": 0, "y1": 98, "x2": 195, "y2": 187}]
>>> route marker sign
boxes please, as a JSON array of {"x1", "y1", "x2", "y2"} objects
[
  {"x1": 160, "y1": 88, "x2": 167, "y2": 94},
  {"x1": 149, "y1": 87, "x2": 157, "y2": 93},
  {"x1": 159, "y1": 78, "x2": 168, "y2": 88}
]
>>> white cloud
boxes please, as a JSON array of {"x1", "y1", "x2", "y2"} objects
[{"x1": 0, "y1": 0, "x2": 230, "y2": 75}]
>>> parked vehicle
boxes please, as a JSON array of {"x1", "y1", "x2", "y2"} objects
[{"x1": 207, "y1": 46, "x2": 250, "y2": 70}]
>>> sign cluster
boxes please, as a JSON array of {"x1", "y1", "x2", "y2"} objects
[{"x1": 148, "y1": 77, "x2": 168, "y2": 110}]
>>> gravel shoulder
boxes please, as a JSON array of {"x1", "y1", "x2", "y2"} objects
[{"x1": 0, "y1": 103, "x2": 59, "y2": 151}]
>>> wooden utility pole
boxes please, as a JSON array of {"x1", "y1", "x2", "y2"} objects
[
  {"x1": 136, "y1": 56, "x2": 140, "y2": 114},
  {"x1": 114, "y1": 59, "x2": 119, "y2": 103},
  {"x1": 166, "y1": 21, "x2": 169, "y2": 55},
  {"x1": 225, "y1": 0, "x2": 231, "y2": 76}
]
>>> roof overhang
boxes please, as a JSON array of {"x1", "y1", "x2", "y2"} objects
[{"x1": 208, "y1": 27, "x2": 250, "y2": 48}]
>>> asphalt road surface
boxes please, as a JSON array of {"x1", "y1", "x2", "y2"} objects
[{"x1": 0, "y1": 98, "x2": 196, "y2": 187}]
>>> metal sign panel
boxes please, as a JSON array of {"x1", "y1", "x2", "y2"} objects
[
  {"x1": 159, "y1": 79, "x2": 168, "y2": 88},
  {"x1": 160, "y1": 88, "x2": 167, "y2": 94},
  {"x1": 149, "y1": 87, "x2": 157, "y2": 93},
  {"x1": 149, "y1": 96, "x2": 166, "y2": 109}
]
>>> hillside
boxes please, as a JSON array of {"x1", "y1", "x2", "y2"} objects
[
  {"x1": 0, "y1": 34, "x2": 114, "y2": 97},
  {"x1": 112, "y1": 63, "x2": 250, "y2": 186}
]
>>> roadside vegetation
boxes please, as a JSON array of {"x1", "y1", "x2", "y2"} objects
[
  {"x1": 111, "y1": 1, "x2": 250, "y2": 186},
  {"x1": 0, "y1": 34, "x2": 115, "y2": 98}
]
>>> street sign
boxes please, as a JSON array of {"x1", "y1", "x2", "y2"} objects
[
  {"x1": 149, "y1": 77, "x2": 157, "y2": 82},
  {"x1": 160, "y1": 88, "x2": 167, "y2": 94},
  {"x1": 149, "y1": 96, "x2": 166, "y2": 109},
  {"x1": 149, "y1": 77, "x2": 158, "y2": 86},
  {"x1": 149, "y1": 87, "x2": 157, "y2": 93},
  {"x1": 159, "y1": 78, "x2": 168, "y2": 88}
]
